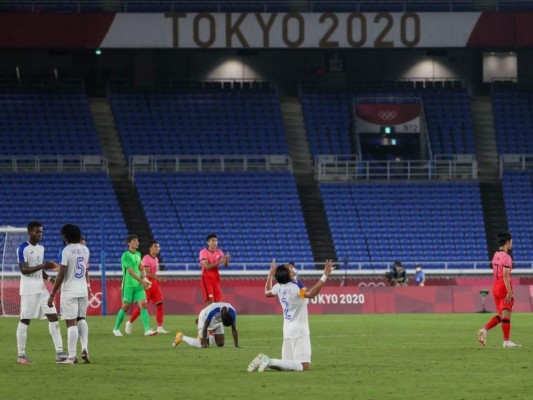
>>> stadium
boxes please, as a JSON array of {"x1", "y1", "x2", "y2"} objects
[{"x1": 1, "y1": 0, "x2": 533, "y2": 398}]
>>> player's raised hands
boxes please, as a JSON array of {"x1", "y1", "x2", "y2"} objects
[
  {"x1": 323, "y1": 259, "x2": 334, "y2": 276},
  {"x1": 269, "y1": 259, "x2": 277, "y2": 274}
]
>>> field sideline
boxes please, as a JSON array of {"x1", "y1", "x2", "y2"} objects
[{"x1": 0, "y1": 313, "x2": 532, "y2": 400}]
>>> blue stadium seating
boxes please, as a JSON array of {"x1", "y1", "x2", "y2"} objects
[
  {"x1": 320, "y1": 181, "x2": 487, "y2": 266},
  {"x1": 0, "y1": 90, "x2": 100, "y2": 156},
  {"x1": 135, "y1": 171, "x2": 313, "y2": 268},
  {"x1": 110, "y1": 87, "x2": 288, "y2": 159},
  {"x1": 0, "y1": 173, "x2": 128, "y2": 265},
  {"x1": 502, "y1": 171, "x2": 533, "y2": 260}
]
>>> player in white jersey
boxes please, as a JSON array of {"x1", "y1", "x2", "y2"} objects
[
  {"x1": 248, "y1": 259, "x2": 334, "y2": 372},
  {"x1": 172, "y1": 301, "x2": 239, "y2": 348},
  {"x1": 48, "y1": 224, "x2": 90, "y2": 365},
  {"x1": 16, "y1": 221, "x2": 67, "y2": 365}
]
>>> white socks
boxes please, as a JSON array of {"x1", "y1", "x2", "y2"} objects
[
  {"x1": 77, "y1": 319, "x2": 89, "y2": 351},
  {"x1": 183, "y1": 335, "x2": 216, "y2": 348},
  {"x1": 67, "y1": 326, "x2": 79, "y2": 358},
  {"x1": 48, "y1": 321, "x2": 64, "y2": 353},
  {"x1": 16, "y1": 322, "x2": 28, "y2": 356},
  {"x1": 269, "y1": 358, "x2": 304, "y2": 371}
]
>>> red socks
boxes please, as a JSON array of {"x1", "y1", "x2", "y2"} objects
[
  {"x1": 501, "y1": 318, "x2": 511, "y2": 341},
  {"x1": 484, "y1": 315, "x2": 501, "y2": 331},
  {"x1": 156, "y1": 303, "x2": 164, "y2": 326},
  {"x1": 130, "y1": 307, "x2": 140, "y2": 323}
]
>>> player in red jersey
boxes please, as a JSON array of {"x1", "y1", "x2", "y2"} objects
[
  {"x1": 199, "y1": 234, "x2": 230, "y2": 304},
  {"x1": 477, "y1": 232, "x2": 521, "y2": 348},
  {"x1": 126, "y1": 241, "x2": 169, "y2": 334}
]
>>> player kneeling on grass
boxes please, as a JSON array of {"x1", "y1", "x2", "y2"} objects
[
  {"x1": 172, "y1": 302, "x2": 239, "y2": 348},
  {"x1": 248, "y1": 259, "x2": 333, "y2": 372}
]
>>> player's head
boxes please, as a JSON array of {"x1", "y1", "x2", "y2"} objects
[
  {"x1": 206, "y1": 234, "x2": 218, "y2": 250},
  {"x1": 497, "y1": 231, "x2": 512, "y2": 248},
  {"x1": 394, "y1": 261, "x2": 403, "y2": 269},
  {"x1": 275, "y1": 264, "x2": 292, "y2": 284},
  {"x1": 127, "y1": 234, "x2": 139, "y2": 249},
  {"x1": 220, "y1": 307, "x2": 234, "y2": 327},
  {"x1": 80, "y1": 236, "x2": 86, "y2": 246},
  {"x1": 61, "y1": 224, "x2": 82, "y2": 244},
  {"x1": 148, "y1": 241, "x2": 160, "y2": 255},
  {"x1": 27, "y1": 221, "x2": 43, "y2": 243}
]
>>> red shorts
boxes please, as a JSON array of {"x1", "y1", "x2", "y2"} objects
[
  {"x1": 201, "y1": 276, "x2": 223, "y2": 303},
  {"x1": 145, "y1": 282, "x2": 163, "y2": 304},
  {"x1": 493, "y1": 284, "x2": 514, "y2": 314}
]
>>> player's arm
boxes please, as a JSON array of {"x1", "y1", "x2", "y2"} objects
[
  {"x1": 126, "y1": 266, "x2": 150, "y2": 289},
  {"x1": 305, "y1": 260, "x2": 333, "y2": 299},
  {"x1": 231, "y1": 322, "x2": 239, "y2": 347},
  {"x1": 143, "y1": 265, "x2": 164, "y2": 282},
  {"x1": 18, "y1": 260, "x2": 57, "y2": 275},
  {"x1": 42, "y1": 270, "x2": 55, "y2": 285},
  {"x1": 503, "y1": 266, "x2": 513, "y2": 303},
  {"x1": 201, "y1": 319, "x2": 211, "y2": 348},
  {"x1": 222, "y1": 252, "x2": 230, "y2": 268},
  {"x1": 201, "y1": 258, "x2": 224, "y2": 270},
  {"x1": 265, "y1": 259, "x2": 277, "y2": 297},
  {"x1": 47, "y1": 265, "x2": 67, "y2": 307}
]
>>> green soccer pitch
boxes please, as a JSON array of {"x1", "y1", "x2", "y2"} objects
[{"x1": 0, "y1": 314, "x2": 532, "y2": 400}]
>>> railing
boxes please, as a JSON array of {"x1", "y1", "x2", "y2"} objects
[
  {"x1": 0, "y1": 155, "x2": 108, "y2": 173},
  {"x1": 2, "y1": 1, "x2": 531, "y2": 13},
  {"x1": 499, "y1": 154, "x2": 533, "y2": 176},
  {"x1": 315, "y1": 154, "x2": 477, "y2": 181},
  {"x1": 5, "y1": 260, "x2": 533, "y2": 276},
  {"x1": 130, "y1": 154, "x2": 292, "y2": 180}
]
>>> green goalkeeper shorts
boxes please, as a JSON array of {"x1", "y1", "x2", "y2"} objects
[{"x1": 122, "y1": 286, "x2": 146, "y2": 303}]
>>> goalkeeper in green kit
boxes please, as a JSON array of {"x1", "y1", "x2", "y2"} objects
[{"x1": 112, "y1": 235, "x2": 157, "y2": 337}]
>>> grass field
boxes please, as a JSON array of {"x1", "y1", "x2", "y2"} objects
[{"x1": 0, "y1": 313, "x2": 532, "y2": 400}]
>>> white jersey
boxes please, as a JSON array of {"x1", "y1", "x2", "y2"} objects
[
  {"x1": 60, "y1": 243, "x2": 90, "y2": 298},
  {"x1": 198, "y1": 301, "x2": 237, "y2": 331},
  {"x1": 17, "y1": 241, "x2": 47, "y2": 295},
  {"x1": 272, "y1": 281, "x2": 310, "y2": 339}
]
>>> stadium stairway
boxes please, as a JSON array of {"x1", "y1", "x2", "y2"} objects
[
  {"x1": 281, "y1": 97, "x2": 335, "y2": 263},
  {"x1": 472, "y1": 97, "x2": 508, "y2": 255},
  {"x1": 89, "y1": 98, "x2": 154, "y2": 254}
]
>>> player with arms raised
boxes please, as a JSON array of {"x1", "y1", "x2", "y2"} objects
[
  {"x1": 16, "y1": 221, "x2": 66, "y2": 365},
  {"x1": 477, "y1": 232, "x2": 521, "y2": 348},
  {"x1": 48, "y1": 224, "x2": 91, "y2": 364}
]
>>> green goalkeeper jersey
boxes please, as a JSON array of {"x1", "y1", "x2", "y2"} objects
[{"x1": 121, "y1": 250, "x2": 142, "y2": 288}]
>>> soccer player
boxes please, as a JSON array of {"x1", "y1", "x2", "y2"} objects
[
  {"x1": 199, "y1": 234, "x2": 230, "y2": 304},
  {"x1": 126, "y1": 241, "x2": 170, "y2": 334},
  {"x1": 48, "y1": 224, "x2": 91, "y2": 364},
  {"x1": 477, "y1": 232, "x2": 521, "y2": 348},
  {"x1": 112, "y1": 234, "x2": 157, "y2": 337},
  {"x1": 248, "y1": 259, "x2": 333, "y2": 372},
  {"x1": 16, "y1": 221, "x2": 67, "y2": 365},
  {"x1": 172, "y1": 302, "x2": 239, "y2": 348}
]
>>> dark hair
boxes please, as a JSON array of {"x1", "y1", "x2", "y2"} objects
[
  {"x1": 206, "y1": 234, "x2": 217, "y2": 242},
  {"x1": 497, "y1": 231, "x2": 512, "y2": 246},
  {"x1": 27, "y1": 221, "x2": 42, "y2": 231},
  {"x1": 394, "y1": 261, "x2": 403, "y2": 267},
  {"x1": 220, "y1": 307, "x2": 234, "y2": 326},
  {"x1": 61, "y1": 224, "x2": 82, "y2": 244},
  {"x1": 126, "y1": 234, "x2": 138, "y2": 244},
  {"x1": 148, "y1": 241, "x2": 159, "y2": 248},
  {"x1": 275, "y1": 264, "x2": 291, "y2": 284}
]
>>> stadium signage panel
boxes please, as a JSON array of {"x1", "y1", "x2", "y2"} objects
[
  {"x1": 355, "y1": 104, "x2": 421, "y2": 133},
  {"x1": 100, "y1": 12, "x2": 479, "y2": 48}
]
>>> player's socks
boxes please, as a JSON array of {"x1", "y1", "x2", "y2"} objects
[
  {"x1": 183, "y1": 335, "x2": 202, "y2": 348},
  {"x1": 156, "y1": 303, "x2": 164, "y2": 326},
  {"x1": 140, "y1": 308, "x2": 151, "y2": 332},
  {"x1": 501, "y1": 318, "x2": 511, "y2": 341},
  {"x1": 269, "y1": 358, "x2": 304, "y2": 371},
  {"x1": 48, "y1": 321, "x2": 64, "y2": 353},
  {"x1": 130, "y1": 307, "x2": 141, "y2": 323},
  {"x1": 484, "y1": 315, "x2": 501, "y2": 331},
  {"x1": 67, "y1": 326, "x2": 79, "y2": 359},
  {"x1": 16, "y1": 322, "x2": 28, "y2": 356},
  {"x1": 77, "y1": 319, "x2": 89, "y2": 351},
  {"x1": 114, "y1": 309, "x2": 126, "y2": 330}
]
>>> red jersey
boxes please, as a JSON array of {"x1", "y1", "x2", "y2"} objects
[
  {"x1": 142, "y1": 254, "x2": 160, "y2": 286},
  {"x1": 492, "y1": 250, "x2": 512, "y2": 286},
  {"x1": 199, "y1": 248, "x2": 224, "y2": 280}
]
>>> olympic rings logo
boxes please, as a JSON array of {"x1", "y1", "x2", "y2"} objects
[
  {"x1": 88, "y1": 292, "x2": 102, "y2": 309},
  {"x1": 358, "y1": 282, "x2": 386, "y2": 287},
  {"x1": 378, "y1": 111, "x2": 397, "y2": 121}
]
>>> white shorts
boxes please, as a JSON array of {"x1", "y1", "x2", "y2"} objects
[
  {"x1": 282, "y1": 334, "x2": 311, "y2": 364},
  {"x1": 20, "y1": 293, "x2": 57, "y2": 320},
  {"x1": 197, "y1": 309, "x2": 224, "y2": 338},
  {"x1": 60, "y1": 296, "x2": 88, "y2": 320}
]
